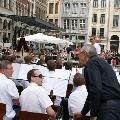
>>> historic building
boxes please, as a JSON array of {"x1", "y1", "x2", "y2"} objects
[
  {"x1": 0, "y1": 0, "x2": 60, "y2": 46},
  {"x1": 88, "y1": 0, "x2": 120, "y2": 52},
  {"x1": 47, "y1": 0, "x2": 61, "y2": 27},
  {"x1": 108, "y1": 0, "x2": 120, "y2": 52},
  {"x1": 88, "y1": 0, "x2": 109, "y2": 51},
  {"x1": 60, "y1": 0, "x2": 89, "y2": 46},
  {"x1": 0, "y1": 0, "x2": 16, "y2": 44}
]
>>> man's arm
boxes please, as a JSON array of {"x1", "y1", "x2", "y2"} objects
[
  {"x1": 85, "y1": 62, "x2": 102, "y2": 117},
  {"x1": 46, "y1": 106, "x2": 56, "y2": 120},
  {"x1": 81, "y1": 95, "x2": 90, "y2": 115}
]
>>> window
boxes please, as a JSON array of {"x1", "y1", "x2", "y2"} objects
[
  {"x1": 72, "y1": 19, "x2": 78, "y2": 30},
  {"x1": 80, "y1": 19, "x2": 85, "y2": 30},
  {"x1": 9, "y1": 0, "x2": 12, "y2": 10},
  {"x1": 49, "y1": 19, "x2": 53, "y2": 23},
  {"x1": 100, "y1": 14, "x2": 105, "y2": 24},
  {"x1": 64, "y1": 2, "x2": 70, "y2": 13},
  {"x1": 4, "y1": 0, "x2": 7, "y2": 8},
  {"x1": 101, "y1": 0, "x2": 106, "y2": 7},
  {"x1": 113, "y1": 15, "x2": 119, "y2": 27},
  {"x1": 92, "y1": 14, "x2": 97, "y2": 22},
  {"x1": 72, "y1": 3, "x2": 78, "y2": 14},
  {"x1": 92, "y1": 28, "x2": 96, "y2": 36},
  {"x1": 0, "y1": 18, "x2": 2, "y2": 29},
  {"x1": 0, "y1": 0, "x2": 2, "y2": 7},
  {"x1": 93, "y1": 0, "x2": 98, "y2": 7},
  {"x1": 3, "y1": 20, "x2": 7, "y2": 29},
  {"x1": 78, "y1": 36, "x2": 85, "y2": 40},
  {"x1": 8, "y1": 21, "x2": 11, "y2": 30},
  {"x1": 64, "y1": 19, "x2": 70, "y2": 29},
  {"x1": 49, "y1": 3, "x2": 54, "y2": 14},
  {"x1": 114, "y1": 0, "x2": 120, "y2": 8},
  {"x1": 100, "y1": 28, "x2": 104, "y2": 37},
  {"x1": 81, "y1": 3, "x2": 86, "y2": 8},
  {"x1": 55, "y1": 3, "x2": 58, "y2": 14},
  {"x1": 55, "y1": 19, "x2": 58, "y2": 25}
]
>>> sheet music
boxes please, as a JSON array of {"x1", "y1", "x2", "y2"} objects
[
  {"x1": 17, "y1": 64, "x2": 34, "y2": 80},
  {"x1": 12, "y1": 63, "x2": 71, "y2": 97},
  {"x1": 53, "y1": 80, "x2": 68, "y2": 97},
  {"x1": 12, "y1": 63, "x2": 21, "y2": 79}
]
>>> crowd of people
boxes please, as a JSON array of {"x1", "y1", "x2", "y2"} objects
[{"x1": 0, "y1": 37, "x2": 120, "y2": 120}]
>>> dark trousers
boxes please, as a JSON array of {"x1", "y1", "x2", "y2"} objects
[
  {"x1": 12, "y1": 105, "x2": 21, "y2": 120},
  {"x1": 97, "y1": 99, "x2": 120, "y2": 120}
]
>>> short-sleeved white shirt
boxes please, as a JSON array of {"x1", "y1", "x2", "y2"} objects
[
  {"x1": 0, "y1": 74, "x2": 19, "y2": 119},
  {"x1": 20, "y1": 83, "x2": 53, "y2": 113},
  {"x1": 68, "y1": 85, "x2": 90, "y2": 116}
]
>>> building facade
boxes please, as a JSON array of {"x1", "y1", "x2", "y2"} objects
[
  {"x1": 88, "y1": 0, "x2": 109, "y2": 51},
  {"x1": 47, "y1": 0, "x2": 61, "y2": 27},
  {"x1": 0, "y1": 0, "x2": 16, "y2": 44},
  {"x1": 61, "y1": 0, "x2": 89, "y2": 46},
  {"x1": 88, "y1": 0, "x2": 120, "y2": 52},
  {"x1": 0, "y1": 0, "x2": 48, "y2": 45},
  {"x1": 108, "y1": 0, "x2": 120, "y2": 52}
]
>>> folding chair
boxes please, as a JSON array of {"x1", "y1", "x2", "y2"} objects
[
  {"x1": 0, "y1": 103, "x2": 6, "y2": 120},
  {"x1": 19, "y1": 111, "x2": 49, "y2": 120}
]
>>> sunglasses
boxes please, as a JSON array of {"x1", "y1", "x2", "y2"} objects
[{"x1": 33, "y1": 74, "x2": 43, "y2": 78}]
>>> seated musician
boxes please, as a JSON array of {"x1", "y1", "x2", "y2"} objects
[
  {"x1": 68, "y1": 73, "x2": 90, "y2": 119},
  {"x1": 20, "y1": 69, "x2": 56, "y2": 120},
  {"x1": 0, "y1": 60, "x2": 19, "y2": 120}
]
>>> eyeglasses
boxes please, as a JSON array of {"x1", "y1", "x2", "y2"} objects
[
  {"x1": 33, "y1": 74, "x2": 43, "y2": 78},
  {"x1": 6, "y1": 68, "x2": 13, "y2": 70}
]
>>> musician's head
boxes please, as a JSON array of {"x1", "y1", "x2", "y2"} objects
[
  {"x1": 27, "y1": 69, "x2": 43, "y2": 86},
  {"x1": 56, "y1": 59, "x2": 62, "y2": 69},
  {"x1": 47, "y1": 60, "x2": 56, "y2": 71},
  {"x1": 79, "y1": 44, "x2": 97, "y2": 67},
  {"x1": 0, "y1": 60, "x2": 13, "y2": 78},
  {"x1": 73, "y1": 73, "x2": 85, "y2": 87},
  {"x1": 64, "y1": 61, "x2": 73, "y2": 70},
  {"x1": 24, "y1": 55, "x2": 33, "y2": 64}
]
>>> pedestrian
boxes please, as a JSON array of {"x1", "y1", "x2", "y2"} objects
[{"x1": 73, "y1": 44, "x2": 120, "y2": 120}]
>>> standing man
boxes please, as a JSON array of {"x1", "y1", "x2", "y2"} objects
[
  {"x1": 90, "y1": 37, "x2": 101, "y2": 55},
  {"x1": 20, "y1": 69, "x2": 56, "y2": 120},
  {"x1": 0, "y1": 60, "x2": 19, "y2": 120},
  {"x1": 74, "y1": 44, "x2": 120, "y2": 120}
]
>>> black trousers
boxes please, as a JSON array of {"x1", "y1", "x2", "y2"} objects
[{"x1": 97, "y1": 99, "x2": 120, "y2": 120}]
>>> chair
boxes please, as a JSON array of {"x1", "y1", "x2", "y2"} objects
[
  {"x1": 0, "y1": 103, "x2": 6, "y2": 120},
  {"x1": 19, "y1": 111, "x2": 49, "y2": 120}
]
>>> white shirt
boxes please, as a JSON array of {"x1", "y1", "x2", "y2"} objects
[
  {"x1": 0, "y1": 74, "x2": 19, "y2": 119},
  {"x1": 93, "y1": 43, "x2": 101, "y2": 54},
  {"x1": 20, "y1": 83, "x2": 53, "y2": 113},
  {"x1": 68, "y1": 85, "x2": 90, "y2": 116}
]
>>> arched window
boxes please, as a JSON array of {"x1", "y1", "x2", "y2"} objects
[{"x1": 3, "y1": 20, "x2": 7, "y2": 29}]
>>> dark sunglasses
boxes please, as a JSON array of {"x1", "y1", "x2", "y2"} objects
[{"x1": 33, "y1": 74, "x2": 43, "y2": 78}]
